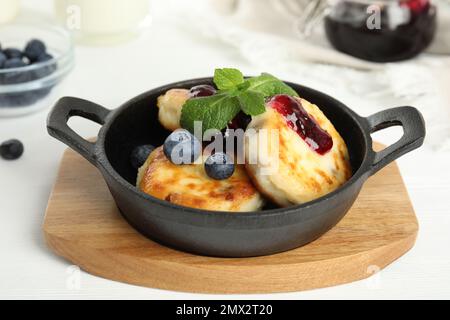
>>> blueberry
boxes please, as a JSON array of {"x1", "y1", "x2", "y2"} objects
[
  {"x1": 36, "y1": 52, "x2": 53, "y2": 63},
  {"x1": 33, "y1": 87, "x2": 52, "y2": 100},
  {"x1": 204, "y1": 153, "x2": 235, "y2": 180},
  {"x1": 24, "y1": 39, "x2": 46, "y2": 62},
  {"x1": 0, "y1": 91, "x2": 38, "y2": 107},
  {"x1": 130, "y1": 144, "x2": 155, "y2": 170},
  {"x1": 3, "y1": 48, "x2": 23, "y2": 59},
  {"x1": 163, "y1": 129, "x2": 201, "y2": 165},
  {"x1": 1, "y1": 59, "x2": 30, "y2": 85},
  {"x1": 0, "y1": 52, "x2": 6, "y2": 68},
  {"x1": 3, "y1": 58, "x2": 26, "y2": 69},
  {"x1": 0, "y1": 139, "x2": 24, "y2": 160},
  {"x1": 31, "y1": 53, "x2": 56, "y2": 80}
]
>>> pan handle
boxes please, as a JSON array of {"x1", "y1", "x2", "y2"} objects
[
  {"x1": 47, "y1": 97, "x2": 111, "y2": 166},
  {"x1": 366, "y1": 106, "x2": 426, "y2": 176}
]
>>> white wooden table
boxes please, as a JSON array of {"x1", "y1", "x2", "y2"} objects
[{"x1": 0, "y1": 0, "x2": 449, "y2": 300}]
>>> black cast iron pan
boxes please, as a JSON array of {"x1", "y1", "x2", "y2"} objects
[{"x1": 47, "y1": 78, "x2": 425, "y2": 257}]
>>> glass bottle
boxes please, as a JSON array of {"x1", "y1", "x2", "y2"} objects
[
  {"x1": 54, "y1": 0, "x2": 152, "y2": 45},
  {"x1": 0, "y1": 0, "x2": 20, "y2": 24}
]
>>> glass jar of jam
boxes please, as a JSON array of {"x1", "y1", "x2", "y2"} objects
[{"x1": 324, "y1": 0, "x2": 437, "y2": 62}]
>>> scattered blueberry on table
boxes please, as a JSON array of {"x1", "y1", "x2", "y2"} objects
[
  {"x1": 163, "y1": 129, "x2": 201, "y2": 165},
  {"x1": 0, "y1": 39, "x2": 57, "y2": 108},
  {"x1": 130, "y1": 144, "x2": 155, "y2": 170},
  {"x1": 205, "y1": 152, "x2": 235, "y2": 180},
  {"x1": 0, "y1": 139, "x2": 24, "y2": 160}
]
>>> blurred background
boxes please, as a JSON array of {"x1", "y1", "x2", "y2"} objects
[
  {"x1": 1, "y1": 0, "x2": 450, "y2": 299},
  {"x1": 1, "y1": 0, "x2": 449, "y2": 148}
]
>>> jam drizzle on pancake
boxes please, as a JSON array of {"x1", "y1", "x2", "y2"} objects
[{"x1": 267, "y1": 94, "x2": 333, "y2": 155}]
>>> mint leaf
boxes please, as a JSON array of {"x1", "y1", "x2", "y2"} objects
[
  {"x1": 214, "y1": 68, "x2": 244, "y2": 90},
  {"x1": 180, "y1": 94, "x2": 241, "y2": 133},
  {"x1": 247, "y1": 73, "x2": 298, "y2": 97},
  {"x1": 236, "y1": 81, "x2": 251, "y2": 91},
  {"x1": 238, "y1": 90, "x2": 265, "y2": 116},
  {"x1": 181, "y1": 69, "x2": 298, "y2": 133},
  {"x1": 219, "y1": 81, "x2": 251, "y2": 97}
]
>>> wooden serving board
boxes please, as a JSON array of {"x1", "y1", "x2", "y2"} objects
[{"x1": 43, "y1": 143, "x2": 418, "y2": 294}]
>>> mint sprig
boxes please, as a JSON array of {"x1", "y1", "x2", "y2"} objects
[{"x1": 181, "y1": 68, "x2": 299, "y2": 133}]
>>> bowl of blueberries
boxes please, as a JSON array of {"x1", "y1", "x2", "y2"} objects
[{"x1": 0, "y1": 23, "x2": 74, "y2": 117}]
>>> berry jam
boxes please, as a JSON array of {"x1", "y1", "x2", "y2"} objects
[
  {"x1": 324, "y1": 0, "x2": 436, "y2": 62},
  {"x1": 403, "y1": 0, "x2": 429, "y2": 14},
  {"x1": 189, "y1": 85, "x2": 217, "y2": 98},
  {"x1": 267, "y1": 95, "x2": 333, "y2": 155},
  {"x1": 228, "y1": 111, "x2": 252, "y2": 130}
]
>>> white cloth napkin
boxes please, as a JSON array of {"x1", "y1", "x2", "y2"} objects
[{"x1": 157, "y1": 0, "x2": 450, "y2": 151}]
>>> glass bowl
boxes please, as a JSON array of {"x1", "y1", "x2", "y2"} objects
[{"x1": 0, "y1": 23, "x2": 74, "y2": 117}]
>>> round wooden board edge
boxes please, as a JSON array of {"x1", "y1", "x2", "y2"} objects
[{"x1": 43, "y1": 228, "x2": 418, "y2": 294}]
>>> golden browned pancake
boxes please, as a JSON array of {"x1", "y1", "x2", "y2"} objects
[
  {"x1": 137, "y1": 147, "x2": 265, "y2": 212},
  {"x1": 157, "y1": 89, "x2": 190, "y2": 131},
  {"x1": 245, "y1": 97, "x2": 352, "y2": 207}
]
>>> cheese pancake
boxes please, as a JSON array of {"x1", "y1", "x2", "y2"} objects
[
  {"x1": 157, "y1": 89, "x2": 190, "y2": 131},
  {"x1": 137, "y1": 147, "x2": 265, "y2": 212},
  {"x1": 245, "y1": 97, "x2": 352, "y2": 207}
]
